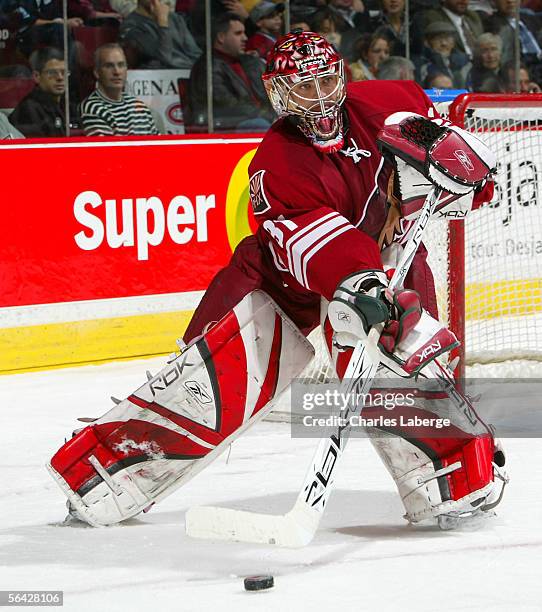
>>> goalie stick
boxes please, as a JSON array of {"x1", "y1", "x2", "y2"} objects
[{"x1": 185, "y1": 186, "x2": 444, "y2": 547}]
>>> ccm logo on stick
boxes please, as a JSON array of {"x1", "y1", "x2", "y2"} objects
[{"x1": 73, "y1": 190, "x2": 216, "y2": 260}]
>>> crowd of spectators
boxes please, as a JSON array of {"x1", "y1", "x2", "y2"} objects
[{"x1": 1, "y1": 0, "x2": 541, "y2": 138}]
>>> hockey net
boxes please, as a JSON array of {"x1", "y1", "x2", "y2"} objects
[
  {"x1": 433, "y1": 94, "x2": 542, "y2": 372},
  {"x1": 271, "y1": 93, "x2": 542, "y2": 419}
]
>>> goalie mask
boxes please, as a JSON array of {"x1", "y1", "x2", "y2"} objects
[{"x1": 263, "y1": 30, "x2": 346, "y2": 153}]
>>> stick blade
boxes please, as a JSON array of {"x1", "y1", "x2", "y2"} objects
[{"x1": 185, "y1": 504, "x2": 317, "y2": 548}]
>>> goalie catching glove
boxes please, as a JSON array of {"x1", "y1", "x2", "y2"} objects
[
  {"x1": 378, "y1": 112, "x2": 496, "y2": 194},
  {"x1": 377, "y1": 112, "x2": 497, "y2": 220},
  {"x1": 328, "y1": 270, "x2": 458, "y2": 375}
]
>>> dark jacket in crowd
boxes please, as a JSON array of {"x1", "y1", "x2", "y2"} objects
[
  {"x1": 412, "y1": 6, "x2": 484, "y2": 56},
  {"x1": 120, "y1": 11, "x2": 201, "y2": 70},
  {"x1": 189, "y1": 51, "x2": 274, "y2": 129},
  {"x1": 9, "y1": 87, "x2": 77, "y2": 137},
  {"x1": 370, "y1": 15, "x2": 408, "y2": 57},
  {"x1": 482, "y1": 11, "x2": 542, "y2": 65},
  {"x1": 415, "y1": 46, "x2": 471, "y2": 88},
  {"x1": 467, "y1": 65, "x2": 507, "y2": 92}
]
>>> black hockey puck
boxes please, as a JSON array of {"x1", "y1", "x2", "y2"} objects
[{"x1": 244, "y1": 575, "x2": 274, "y2": 591}]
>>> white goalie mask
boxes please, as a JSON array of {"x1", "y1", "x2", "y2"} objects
[{"x1": 262, "y1": 31, "x2": 347, "y2": 153}]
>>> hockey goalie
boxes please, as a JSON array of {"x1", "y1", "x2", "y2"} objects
[{"x1": 48, "y1": 30, "x2": 507, "y2": 535}]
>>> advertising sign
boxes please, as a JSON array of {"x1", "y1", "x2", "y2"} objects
[
  {"x1": 0, "y1": 134, "x2": 262, "y2": 371},
  {"x1": 126, "y1": 69, "x2": 191, "y2": 135},
  {"x1": 0, "y1": 135, "x2": 260, "y2": 308}
]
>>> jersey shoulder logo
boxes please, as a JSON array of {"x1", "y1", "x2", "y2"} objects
[{"x1": 249, "y1": 169, "x2": 272, "y2": 215}]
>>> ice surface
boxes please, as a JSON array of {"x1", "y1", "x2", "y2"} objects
[{"x1": 1, "y1": 357, "x2": 541, "y2": 612}]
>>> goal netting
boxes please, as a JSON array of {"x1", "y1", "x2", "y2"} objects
[{"x1": 432, "y1": 94, "x2": 542, "y2": 368}]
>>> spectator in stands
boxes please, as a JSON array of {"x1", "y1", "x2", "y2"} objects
[
  {"x1": 120, "y1": 0, "x2": 201, "y2": 69},
  {"x1": 15, "y1": 0, "x2": 84, "y2": 58},
  {"x1": 289, "y1": 13, "x2": 312, "y2": 33},
  {"x1": 9, "y1": 47, "x2": 78, "y2": 137},
  {"x1": 482, "y1": 0, "x2": 542, "y2": 80},
  {"x1": 503, "y1": 61, "x2": 542, "y2": 93},
  {"x1": 468, "y1": 0, "x2": 494, "y2": 15},
  {"x1": 110, "y1": 0, "x2": 138, "y2": 17},
  {"x1": 424, "y1": 70, "x2": 454, "y2": 88},
  {"x1": 190, "y1": 0, "x2": 250, "y2": 48},
  {"x1": 467, "y1": 32, "x2": 507, "y2": 91},
  {"x1": 246, "y1": 2, "x2": 284, "y2": 61},
  {"x1": 68, "y1": 0, "x2": 122, "y2": 26},
  {"x1": 350, "y1": 33, "x2": 390, "y2": 80},
  {"x1": 415, "y1": 20, "x2": 471, "y2": 88},
  {"x1": 413, "y1": 0, "x2": 484, "y2": 59},
  {"x1": 376, "y1": 55, "x2": 415, "y2": 79},
  {"x1": 80, "y1": 43, "x2": 158, "y2": 134},
  {"x1": 220, "y1": 0, "x2": 248, "y2": 20},
  {"x1": 371, "y1": 0, "x2": 407, "y2": 57},
  {"x1": 313, "y1": 0, "x2": 371, "y2": 60},
  {"x1": 325, "y1": 0, "x2": 370, "y2": 31},
  {"x1": 311, "y1": 9, "x2": 344, "y2": 51},
  {"x1": 0, "y1": 2, "x2": 32, "y2": 77},
  {"x1": 189, "y1": 12, "x2": 274, "y2": 131},
  {"x1": 0, "y1": 112, "x2": 24, "y2": 138}
]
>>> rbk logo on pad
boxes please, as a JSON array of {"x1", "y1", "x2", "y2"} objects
[
  {"x1": 184, "y1": 381, "x2": 213, "y2": 405},
  {"x1": 416, "y1": 340, "x2": 441, "y2": 363},
  {"x1": 454, "y1": 150, "x2": 474, "y2": 173}
]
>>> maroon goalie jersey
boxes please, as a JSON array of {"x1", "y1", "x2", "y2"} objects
[
  {"x1": 249, "y1": 79, "x2": 438, "y2": 301},
  {"x1": 185, "y1": 80, "x2": 439, "y2": 342}
]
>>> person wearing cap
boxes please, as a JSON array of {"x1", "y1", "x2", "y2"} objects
[
  {"x1": 414, "y1": 19, "x2": 471, "y2": 88},
  {"x1": 246, "y1": 2, "x2": 284, "y2": 61},
  {"x1": 412, "y1": 0, "x2": 484, "y2": 59}
]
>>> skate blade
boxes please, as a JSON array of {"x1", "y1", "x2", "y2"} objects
[{"x1": 438, "y1": 509, "x2": 496, "y2": 531}]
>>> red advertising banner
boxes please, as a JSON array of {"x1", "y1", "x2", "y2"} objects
[{"x1": 0, "y1": 135, "x2": 262, "y2": 308}]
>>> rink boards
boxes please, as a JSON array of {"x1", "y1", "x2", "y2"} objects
[
  {"x1": 1, "y1": 126, "x2": 541, "y2": 373},
  {"x1": 0, "y1": 135, "x2": 261, "y2": 373}
]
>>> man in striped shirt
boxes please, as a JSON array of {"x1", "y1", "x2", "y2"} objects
[{"x1": 80, "y1": 43, "x2": 159, "y2": 136}]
